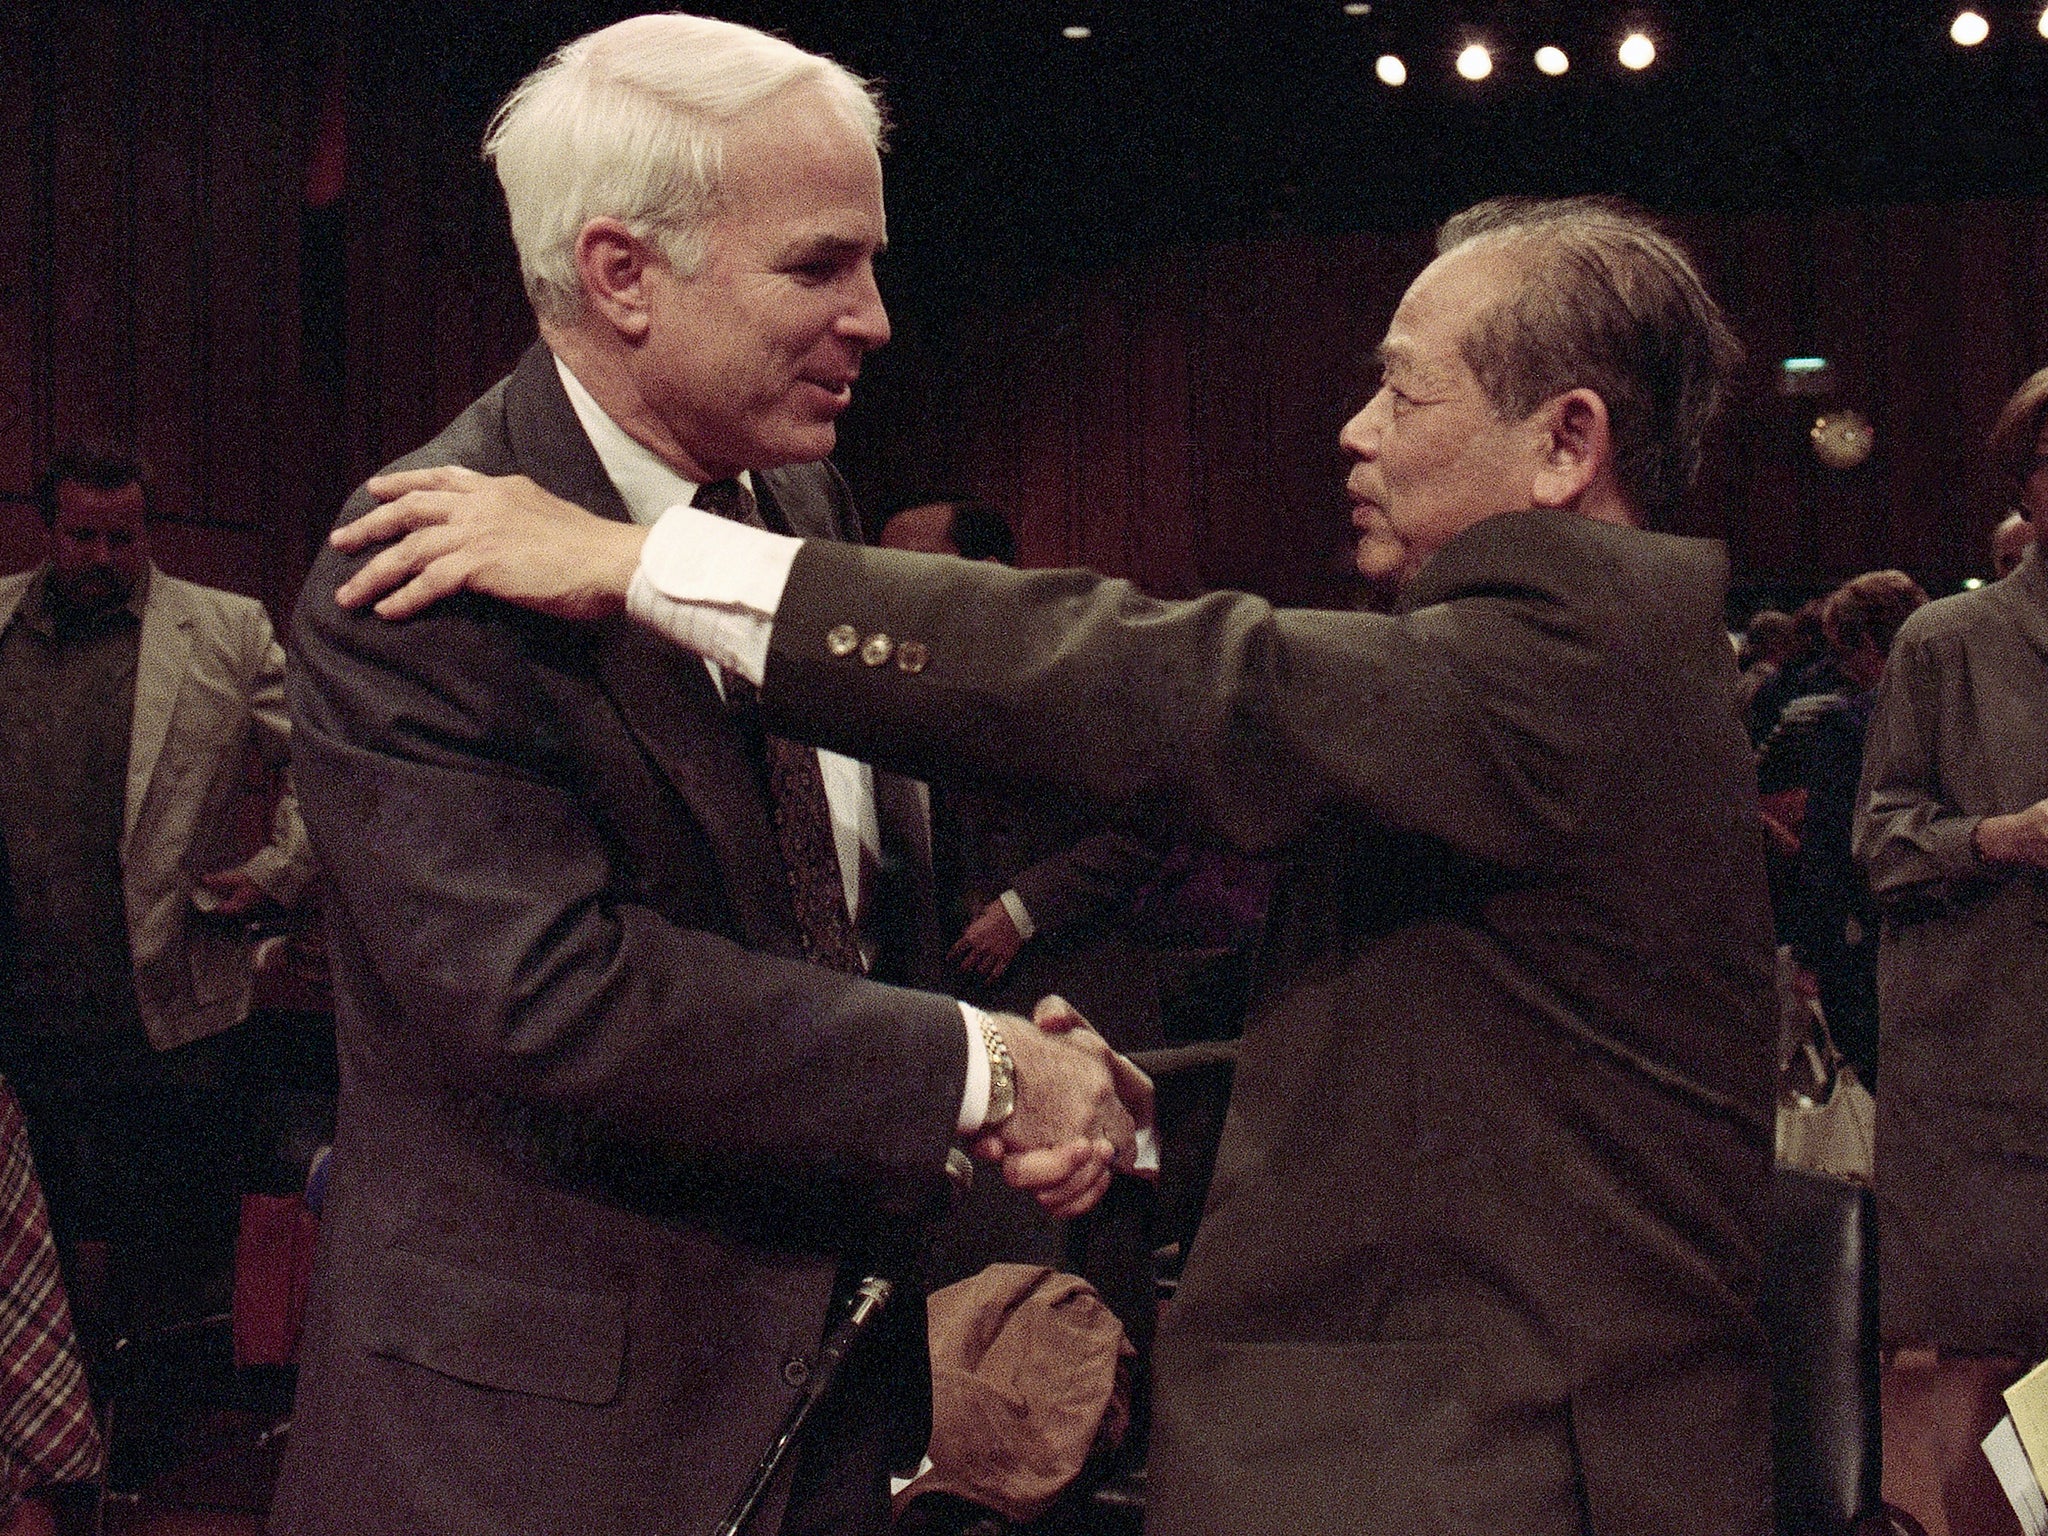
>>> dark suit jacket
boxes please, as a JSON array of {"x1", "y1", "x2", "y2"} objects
[
  {"x1": 275, "y1": 343, "x2": 967, "y2": 1536},
  {"x1": 760, "y1": 509, "x2": 1778, "y2": 1536}
]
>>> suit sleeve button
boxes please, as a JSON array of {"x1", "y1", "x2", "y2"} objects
[
  {"x1": 859, "y1": 633, "x2": 894, "y2": 667},
  {"x1": 826, "y1": 624, "x2": 859, "y2": 657},
  {"x1": 781, "y1": 1356, "x2": 812, "y2": 1388},
  {"x1": 895, "y1": 640, "x2": 929, "y2": 674}
]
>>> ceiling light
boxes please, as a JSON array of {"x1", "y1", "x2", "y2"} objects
[
  {"x1": 1342, "y1": 2, "x2": 1372, "y2": 14},
  {"x1": 1618, "y1": 31, "x2": 1656, "y2": 69},
  {"x1": 1456, "y1": 43, "x2": 1493, "y2": 81},
  {"x1": 1534, "y1": 45, "x2": 1569, "y2": 75},
  {"x1": 2038, "y1": 5, "x2": 2048, "y2": 39},
  {"x1": 1375, "y1": 53, "x2": 1407, "y2": 86},
  {"x1": 1061, "y1": 24, "x2": 1092, "y2": 40},
  {"x1": 1950, "y1": 9, "x2": 1989, "y2": 45}
]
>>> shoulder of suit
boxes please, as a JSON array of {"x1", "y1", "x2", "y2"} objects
[
  {"x1": 1409, "y1": 509, "x2": 1635, "y2": 602},
  {"x1": 1408, "y1": 510, "x2": 1728, "y2": 643},
  {"x1": 1896, "y1": 577, "x2": 2015, "y2": 648}
]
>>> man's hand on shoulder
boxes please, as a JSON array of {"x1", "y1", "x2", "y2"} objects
[
  {"x1": 333, "y1": 466, "x2": 645, "y2": 622},
  {"x1": 973, "y1": 996, "x2": 1153, "y2": 1219}
]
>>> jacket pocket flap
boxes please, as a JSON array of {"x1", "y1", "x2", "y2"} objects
[{"x1": 367, "y1": 1244, "x2": 626, "y2": 1406}]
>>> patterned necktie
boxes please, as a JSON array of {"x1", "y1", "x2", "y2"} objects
[{"x1": 693, "y1": 480, "x2": 867, "y2": 975}]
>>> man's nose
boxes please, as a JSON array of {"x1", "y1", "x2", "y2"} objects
[
  {"x1": 837, "y1": 265, "x2": 890, "y2": 351},
  {"x1": 1339, "y1": 395, "x2": 1384, "y2": 459}
]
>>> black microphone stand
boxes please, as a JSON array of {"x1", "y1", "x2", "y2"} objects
[{"x1": 713, "y1": 1150, "x2": 975, "y2": 1536}]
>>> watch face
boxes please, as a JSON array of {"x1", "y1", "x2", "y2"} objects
[{"x1": 1811, "y1": 408, "x2": 1876, "y2": 470}]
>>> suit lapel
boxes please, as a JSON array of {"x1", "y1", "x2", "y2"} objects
[
  {"x1": 0, "y1": 573, "x2": 31, "y2": 634},
  {"x1": 756, "y1": 464, "x2": 852, "y2": 542},
  {"x1": 870, "y1": 770, "x2": 940, "y2": 986},
  {"x1": 500, "y1": 344, "x2": 806, "y2": 957},
  {"x1": 126, "y1": 568, "x2": 191, "y2": 847},
  {"x1": 592, "y1": 617, "x2": 804, "y2": 956}
]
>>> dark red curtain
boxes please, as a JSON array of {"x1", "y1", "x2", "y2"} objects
[{"x1": 3, "y1": 4, "x2": 2043, "y2": 616}]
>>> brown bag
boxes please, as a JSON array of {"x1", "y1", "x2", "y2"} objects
[
  {"x1": 1776, "y1": 999, "x2": 1875, "y2": 1185},
  {"x1": 893, "y1": 1263, "x2": 1134, "y2": 1524}
]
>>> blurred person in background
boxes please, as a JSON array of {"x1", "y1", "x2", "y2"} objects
[
  {"x1": 1733, "y1": 607, "x2": 1795, "y2": 725},
  {"x1": 0, "y1": 448, "x2": 313, "y2": 1346},
  {"x1": 1855, "y1": 364, "x2": 2048, "y2": 1536},
  {"x1": 1788, "y1": 570, "x2": 1926, "y2": 1089}
]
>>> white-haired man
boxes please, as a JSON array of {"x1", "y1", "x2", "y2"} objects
[
  {"x1": 276, "y1": 16, "x2": 1142, "y2": 1536},
  {"x1": 341, "y1": 196, "x2": 1782, "y2": 1534}
]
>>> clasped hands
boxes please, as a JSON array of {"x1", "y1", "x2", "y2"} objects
[{"x1": 973, "y1": 996, "x2": 1154, "y2": 1220}]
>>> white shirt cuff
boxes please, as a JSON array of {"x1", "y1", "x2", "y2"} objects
[
  {"x1": 957, "y1": 1002, "x2": 993, "y2": 1135},
  {"x1": 1134, "y1": 1125, "x2": 1160, "y2": 1177},
  {"x1": 957, "y1": 1003, "x2": 1158, "y2": 1176},
  {"x1": 625, "y1": 504, "x2": 801, "y2": 687},
  {"x1": 996, "y1": 888, "x2": 1037, "y2": 941}
]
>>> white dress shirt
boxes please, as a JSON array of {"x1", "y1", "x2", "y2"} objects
[
  {"x1": 620, "y1": 493, "x2": 1159, "y2": 1171},
  {"x1": 555, "y1": 357, "x2": 998, "y2": 1133}
]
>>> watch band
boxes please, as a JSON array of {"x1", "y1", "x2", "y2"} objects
[{"x1": 979, "y1": 1017, "x2": 1016, "y2": 1131}]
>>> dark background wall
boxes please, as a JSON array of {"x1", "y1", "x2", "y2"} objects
[{"x1": 2, "y1": 0, "x2": 2045, "y2": 617}]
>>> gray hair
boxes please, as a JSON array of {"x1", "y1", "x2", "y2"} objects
[
  {"x1": 1436, "y1": 196, "x2": 1744, "y2": 521},
  {"x1": 483, "y1": 13, "x2": 885, "y2": 326}
]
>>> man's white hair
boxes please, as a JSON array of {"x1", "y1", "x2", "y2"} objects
[{"x1": 483, "y1": 13, "x2": 884, "y2": 326}]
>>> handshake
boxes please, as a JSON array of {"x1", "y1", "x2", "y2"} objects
[{"x1": 970, "y1": 997, "x2": 1154, "y2": 1219}]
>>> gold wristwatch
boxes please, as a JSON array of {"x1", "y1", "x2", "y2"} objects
[{"x1": 979, "y1": 1017, "x2": 1016, "y2": 1130}]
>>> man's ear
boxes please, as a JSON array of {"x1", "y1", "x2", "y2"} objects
[
  {"x1": 1528, "y1": 387, "x2": 1610, "y2": 510},
  {"x1": 573, "y1": 218, "x2": 659, "y2": 341}
]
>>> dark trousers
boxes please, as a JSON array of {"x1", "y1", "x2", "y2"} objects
[{"x1": 0, "y1": 1023, "x2": 255, "y2": 1337}]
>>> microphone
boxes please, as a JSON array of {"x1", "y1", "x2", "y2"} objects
[{"x1": 711, "y1": 1149, "x2": 975, "y2": 1536}]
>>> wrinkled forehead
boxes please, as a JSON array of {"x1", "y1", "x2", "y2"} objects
[{"x1": 1382, "y1": 243, "x2": 1521, "y2": 372}]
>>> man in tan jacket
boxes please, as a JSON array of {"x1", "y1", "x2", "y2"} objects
[{"x1": 0, "y1": 447, "x2": 313, "y2": 1330}]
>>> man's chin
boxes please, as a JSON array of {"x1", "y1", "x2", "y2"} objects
[
  {"x1": 759, "y1": 420, "x2": 838, "y2": 470},
  {"x1": 1353, "y1": 537, "x2": 1412, "y2": 586},
  {"x1": 51, "y1": 577, "x2": 125, "y2": 611}
]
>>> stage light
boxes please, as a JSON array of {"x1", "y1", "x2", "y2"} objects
[
  {"x1": 1950, "y1": 9, "x2": 1989, "y2": 45},
  {"x1": 1618, "y1": 32, "x2": 1656, "y2": 69},
  {"x1": 1777, "y1": 356, "x2": 1836, "y2": 398},
  {"x1": 1811, "y1": 410, "x2": 1875, "y2": 470},
  {"x1": 1376, "y1": 53, "x2": 1408, "y2": 86},
  {"x1": 1535, "y1": 45, "x2": 1570, "y2": 75},
  {"x1": 2038, "y1": 3, "x2": 2047, "y2": 38},
  {"x1": 1456, "y1": 43, "x2": 1493, "y2": 80},
  {"x1": 1342, "y1": 2, "x2": 1372, "y2": 14},
  {"x1": 1062, "y1": 23, "x2": 1092, "y2": 40}
]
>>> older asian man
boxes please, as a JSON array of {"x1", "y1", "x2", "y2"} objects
[{"x1": 338, "y1": 197, "x2": 1778, "y2": 1535}]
